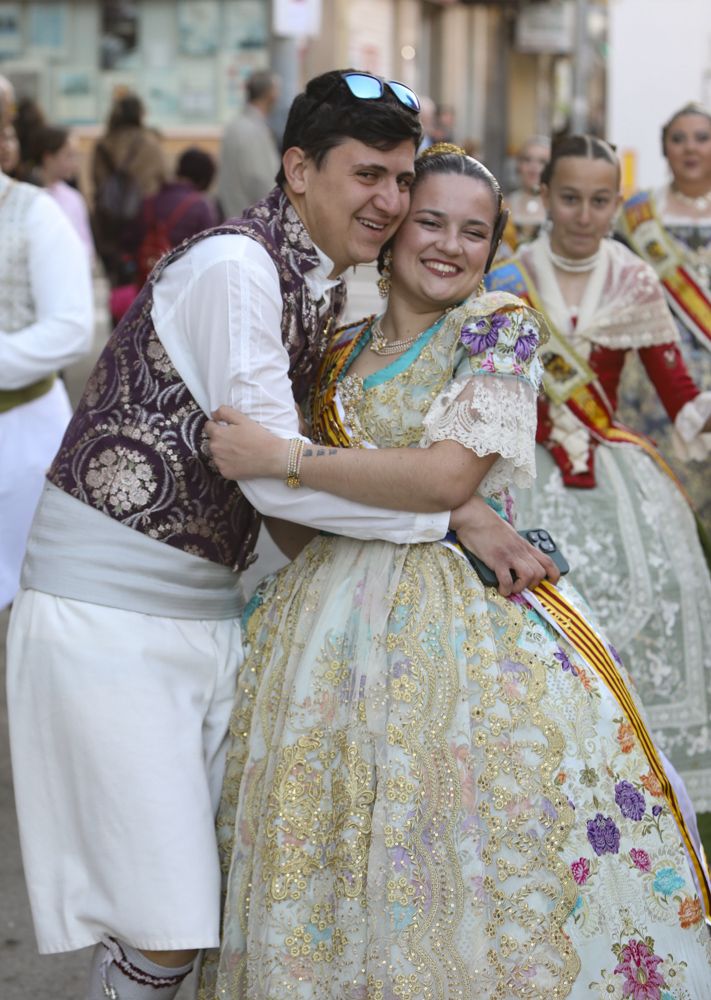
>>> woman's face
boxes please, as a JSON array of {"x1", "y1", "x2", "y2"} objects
[
  {"x1": 517, "y1": 142, "x2": 549, "y2": 192},
  {"x1": 541, "y1": 155, "x2": 621, "y2": 260},
  {"x1": 389, "y1": 171, "x2": 497, "y2": 311},
  {"x1": 663, "y1": 112, "x2": 711, "y2": 188},
  {"x1": 44, "y1": 135, "x2": 78, "y2": 184}
]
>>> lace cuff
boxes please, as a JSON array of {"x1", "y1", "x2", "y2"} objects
[
  {"x1": 672, "y1": 391, "x2": 711, "y2": 461},
  {"x1": 420, "y1": 373, "x2": 538, "y2": 494}
]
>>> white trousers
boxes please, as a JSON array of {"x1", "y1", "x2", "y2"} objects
[
  {"x1": 7, "y1": 589, "x2": 244, "y2": 954},
  {"x1": 0, "y1": 380, "x2": 72, "y2": 609}
]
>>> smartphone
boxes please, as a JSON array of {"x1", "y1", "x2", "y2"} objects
[{"x1": 461, "y1": 528, "x2": 570, "y2": 588}]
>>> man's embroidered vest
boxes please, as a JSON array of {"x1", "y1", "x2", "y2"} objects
[{"x1": 47, "y1": 187, "x2": 345, "y2": 570}]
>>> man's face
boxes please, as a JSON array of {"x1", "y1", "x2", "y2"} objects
[{"x1": 291, "y1": 138, "x2": 416, "y2": 276}]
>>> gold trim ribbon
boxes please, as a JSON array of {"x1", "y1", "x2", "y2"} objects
[{"x1": 526, "y1": 578, "x2": 711, "y2": 921}]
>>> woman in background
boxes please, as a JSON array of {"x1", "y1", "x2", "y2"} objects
[
  {"x1": 617, "y1": 102, "x2": 711, "y2": 537},
  {"x1": 91, "y1": 91, "x2": 166, "y2": 296},
  {"x1": 487, "y1": 134, "x2": 711, "y2": 850},
  {"x1": 506, "y1": 134, "x2": 551, "y2": 245},
  {"x1": 33, "y1": 124, "x2": 93, "y2": 259}
]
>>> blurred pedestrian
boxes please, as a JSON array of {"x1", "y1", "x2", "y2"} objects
[
  {"x1": 11, "y1": 94, "x2": 46, "y2": 182},
  {"x1": 0, "y1": 121, "x2": 19, "y2": 174},
  {"x1": 216, "y1": 69, "x2": 280, "y2": 219},
  {"x1": 0, "y1": 76, "x2": 93, "y2": 610},
  {"x1": 33, "y1": 124, "x2": 94, "y2": 259},
  {"x1": 617, "y1": 102, "x2": 711, "y2": 539},
  {"x1": 417, "y1": 95, "x2": 437, "y2": 152},
  {"x1": 91, "y1": 91, "x2": 167, "y2": 294},
  {"x1": 104, "y1": 146, "x2": 220, "y2": 318},
  {"x1": 506, "y1": 134, "x2": 550, "y2": 245},
  {"x1": 434, "y1": 102, "x2": 456, "y2": 143}
]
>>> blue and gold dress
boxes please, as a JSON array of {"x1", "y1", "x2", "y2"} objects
[{"x1": 199, "y1": 294, "x2": 711, "y2": 999}]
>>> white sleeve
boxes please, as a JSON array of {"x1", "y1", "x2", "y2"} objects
[
  {"x1": 155, "y1": 234, "x2": 448, "y2": 543},
  {"x1": 0, "y1": 193, "x2": 93, "y2": 389}
]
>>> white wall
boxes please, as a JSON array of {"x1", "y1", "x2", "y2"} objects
[{"x1": 608, "y1": 0, "x2": 711, "y2": 189}]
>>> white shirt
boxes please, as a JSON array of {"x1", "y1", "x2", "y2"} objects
[
  {"x1": 0, "y1": 175, "x2": 93, "y2": 390},
  {"x1": 152, "y1": 231, "x2": 450, "y2": 543}
]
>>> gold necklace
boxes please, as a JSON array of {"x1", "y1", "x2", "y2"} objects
[{"x1": 369, "y1": 318, "x2": 421, "y2": 356}]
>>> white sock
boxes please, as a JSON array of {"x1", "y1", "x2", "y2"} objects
[{"x1": 86, "y1": 937, "x2": 194, "y2": 1000}]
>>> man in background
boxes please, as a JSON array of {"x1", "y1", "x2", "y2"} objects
[
  {"x1": 216, "y1": 69, "x2": 280, "y2": 219},
  {"x1": 0, "y1": 75, "x2": 92, "y2": 610}
]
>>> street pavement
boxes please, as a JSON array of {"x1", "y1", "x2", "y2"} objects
[{"x1": 0, "y1": 263, "x2": 382, "y2": 998}]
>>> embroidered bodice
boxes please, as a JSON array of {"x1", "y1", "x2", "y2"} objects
[{"x1": 312, "y1": 291, "x2": 546, "y2": 507}]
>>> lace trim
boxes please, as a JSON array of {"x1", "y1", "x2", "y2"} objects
[
  {"x1": 672, "y1": 391, "x2": 711, "y2": 461},
  {"x1": 420, "y1": 373, "x2": 538, "y2": 494}
]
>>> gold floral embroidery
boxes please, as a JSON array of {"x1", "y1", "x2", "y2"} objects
[{"x1": 262, "y1": 727, "x2": 375, "y2": 905}]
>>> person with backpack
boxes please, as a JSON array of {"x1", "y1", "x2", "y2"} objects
[
  {"x1": 133, "y1": 147, "x2": 218, "y2": 292},
  {"x1": 90, "y1": 91, "x2": 166, "y2": 302}
]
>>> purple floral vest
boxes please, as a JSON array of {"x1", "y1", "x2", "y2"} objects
[{"x1": 47, "y1": 187, "x2": 346, "y2": 571}]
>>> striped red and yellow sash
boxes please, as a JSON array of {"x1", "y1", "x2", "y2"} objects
[
  {"x1": 311, "y1": 318, "x2": 371, "y2": 449},
  {"x1": 486, "y1": 260, "x2": 692, "y2": 502},
  {"x1": 621, "y1": 191, "x2": 711, "y2": 352},
  {"x1": 526, "y1": 578, "x2": 711, "y2": 920}
]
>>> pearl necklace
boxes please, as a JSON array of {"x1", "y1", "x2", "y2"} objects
[
  {"x1": 369, "y1": 318, "x2": 421, "y2": 356},
  {"x1": 546, "y1": 237, "x2": 600, "y2": 273},
  {"x1": 670, "y1": 185, "x2": 711, "y2": 212}
]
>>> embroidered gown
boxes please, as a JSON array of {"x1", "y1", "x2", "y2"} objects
[
  {"x1": 199, "y1": 293, "x2": 711, "y2": 1000},
  {"x1": 487, "y1": 236, "x2": 711, "y2": 818},
  {"x1": 617, "y1": 187, "x2": 711, "y2": 538}
]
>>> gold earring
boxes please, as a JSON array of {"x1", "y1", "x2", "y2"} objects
[
  {"x1": 477, "y1": 280, "x2": 486, "y2": 297},
  {"x1": 377, "y1": 249, "x2": 392, "y2": 298}
]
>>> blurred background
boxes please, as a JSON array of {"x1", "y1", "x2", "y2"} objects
[{"x1": 0, "y1": 0, "x2": 709, "y2": 200}]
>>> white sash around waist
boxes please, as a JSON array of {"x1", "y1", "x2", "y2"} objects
[{"x1": 21, "y1": 482, "x2": 245, "y2": 620}]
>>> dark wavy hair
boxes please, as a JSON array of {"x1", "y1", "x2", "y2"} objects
[
  {"x1": 378, "y1": 146, "x2": 509, "y2": 274},
  {"x1": 276, "y1": 69, "x2": 422, "y2": 187}
]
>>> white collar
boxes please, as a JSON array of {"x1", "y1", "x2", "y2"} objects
[{"x1": 304, "y1": 244, "x2": 342, "y2": 302}]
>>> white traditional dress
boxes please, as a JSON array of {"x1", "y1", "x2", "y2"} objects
[
  {"x1": 199, "y1": 293, "x2": 711, "y2": 999},
  {"x1": 0, "y1": 172, "x2": 93, "y2": 608},
  {"x1": 617, "y1": 185, "x2": 711, "y2": 537},
  {"x1": 487, "y1": 235, "x2": 711, "y2": 816}
]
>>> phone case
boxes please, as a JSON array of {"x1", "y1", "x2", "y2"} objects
[{"x1": 461, "y1": 528, "x2": 570, "y2": 588}]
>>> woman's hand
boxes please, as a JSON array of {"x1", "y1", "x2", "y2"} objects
[
  {"x1": 206, "y1": 406, "x2": 290, "y2": 480},
  {"x1": 450, "y1": 495, "x2": 560, "y2": 597}
]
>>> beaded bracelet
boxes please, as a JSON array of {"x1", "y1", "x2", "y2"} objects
[{"x1": 286, "y1": 437, "x2": 305, "y2": 489}]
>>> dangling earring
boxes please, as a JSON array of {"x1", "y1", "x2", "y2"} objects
[
  {"x1": 377, "y1": 249, "x2": 392, "y2": 298},
  {"x1": 477, "y1": 280, "x2": 486, "y2": 297}
]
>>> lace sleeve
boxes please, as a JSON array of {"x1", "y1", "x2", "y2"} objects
[
  {"x1": 420, "y1": 372, "x2": 539, "y2": 493},
  {"x1": 418, "y1": 294, "x2": 546, "y2": 494}
]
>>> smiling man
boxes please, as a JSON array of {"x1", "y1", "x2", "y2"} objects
[
  {"x1": 6, "y1": 69, "x2": 435, "y2": 1000},
  {"x1": 7, "y1": 70, "x2": 554, "y2": 1000}
]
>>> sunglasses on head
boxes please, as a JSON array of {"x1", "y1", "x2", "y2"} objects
[{"x1": 316, "y1": 72, "x2": 420, "y2": 113}]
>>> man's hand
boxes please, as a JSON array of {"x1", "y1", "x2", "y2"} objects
[
  {"x1": 206, "y1": 406, "x2": 289, "y2": 480},
  {"x1": 450, "y1": 495, "x2": 560, "y2": 597}
]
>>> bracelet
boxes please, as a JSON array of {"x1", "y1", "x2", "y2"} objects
[{"x1": 286, "y1": 437, "x2": 305, "y2": 489}]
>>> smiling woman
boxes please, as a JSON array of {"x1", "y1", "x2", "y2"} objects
[{"x1": 198, "y1": 143, "x2": 711, "y2": 998}]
